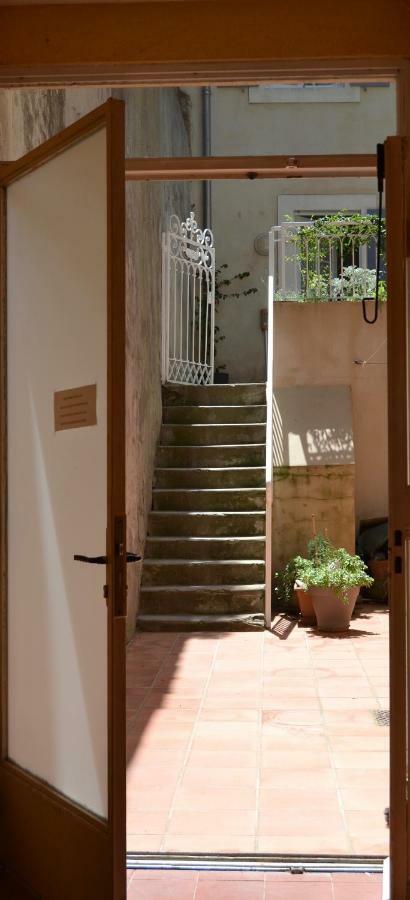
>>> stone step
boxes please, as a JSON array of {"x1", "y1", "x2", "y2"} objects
[
  {"x1": 160, "y1": 423, "x2": 266, "y2": 446},
  {"x1": 162, "y1": 404, "x2": 267, "y2": 425},
  {"x1": 147, "y1": 510, "x2": 265, "y2": 537},
  {"x1": 162, "y1": 383, "x2": 266, "y2": 407},
  {"x1": 156, "y1": 444, "x2": 266, "y2": 468},
  {"x1": 152, "y1": 487, "x2": 266, "y2": 512},
  {"x1": 137, "y1": 613, "x2": 265, "y2": 632},
  {"x1": 154, "y1": 466, "x2": 266, "y2": 489},
  {"x1": 145, "y1": 536, "x2": 266, "y2": 560},
  {"x1": 142, "y1": 559, "x2": 265, "y2": 586},
  {"x1": 140, "y1": 584, "x2": 265, "y2": 615}
]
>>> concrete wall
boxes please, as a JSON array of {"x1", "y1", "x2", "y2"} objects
[
  {"x1": 198, "y1": 83, "x2": 396, "y2": 382},
  {"x1": 0, "y1": 86, "x2": 193, "y2": 639},
  {"x1": 273, "y1": 303, "x2": 388, "y2": 527},
  {"x1": 272, "y1": 465, "x2": 356, "y2": 573}
]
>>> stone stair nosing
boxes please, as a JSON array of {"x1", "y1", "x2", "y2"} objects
[
  {"x1": 145, "y1": 536, "x2": 266, "y2": 560},
  {"x1": 153, "y1": 466, "x2": 266, "y2": 489},
  {"x1": 162, "y1": 404, "x2": 267, "y2": 424},
  {"x1": 139, "y1": 584, "x2": 266, "y2": 616},
  {"x1": 156, "y1": 444, "x2": 266, "y2": 467},
  {"x1": 151, "y1": 487, "x2": 266, "y2": 511}
]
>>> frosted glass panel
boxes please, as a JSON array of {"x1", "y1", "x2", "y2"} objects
[{"x1": 7, "y1": 129, "x2": 108, "y2": 818}]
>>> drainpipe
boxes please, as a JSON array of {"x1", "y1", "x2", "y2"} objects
[{"x1": 202, "y1": 86, "x2": 212, "y2": 229}]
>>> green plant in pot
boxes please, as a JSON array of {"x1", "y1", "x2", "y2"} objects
[
  {"x1": 275, "y1": 534, "x2": 335, "y2": 623},
  {"x1": 294, "y1": 538, "x2": 373, "y2": 632}
]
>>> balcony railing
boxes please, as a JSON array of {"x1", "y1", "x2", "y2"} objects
[{"x1": 271, "y1": 215, "x2": 386, "y2": 302}]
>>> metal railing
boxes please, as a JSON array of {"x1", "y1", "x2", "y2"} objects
[
  {"x1": 162, "y1": 211, "x2": 215, "y2": 385},
  {"x1": 271, "y1": 218, "x2": 383, "y2": 302}
]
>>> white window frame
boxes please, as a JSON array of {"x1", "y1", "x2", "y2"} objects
[
  {"x1": 249, "y1": 84, "x2": 361, "y2": 104},
  {"x1": 278, "y1": 193, "x2": 378, "y2": 225}
]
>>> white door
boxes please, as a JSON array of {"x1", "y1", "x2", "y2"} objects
[{"x1": 0, "y1": 100, "x2": 127, "y2": 900}]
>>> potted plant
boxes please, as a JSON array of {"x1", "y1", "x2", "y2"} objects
[
  {"x1": 294, "y1": 539, "x2": 373, "y2": 632},
  {"x1": 275, "y1": 533, "x2": 335, "y2": 624}
]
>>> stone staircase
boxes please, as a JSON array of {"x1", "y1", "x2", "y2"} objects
[{"x1": 138, "y1": 383, "x2": 267, "y2": 630}]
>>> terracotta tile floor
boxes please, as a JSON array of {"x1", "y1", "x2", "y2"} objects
[
  {"x1": 126, "y1": 604, "x2": 389, "y2": 857},
  {"x1": 127, "y1": 870, "x2": 383, "y2": 899}
]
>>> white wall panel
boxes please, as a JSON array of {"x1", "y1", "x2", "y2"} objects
[{"x1": 7, "y1": 128, "x2": 108, "y2": 818}]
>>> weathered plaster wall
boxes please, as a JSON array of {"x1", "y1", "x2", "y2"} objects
[
  {"x1": 273, "y1": 302, "x2": 388, "y2": 527},
  {"x1": 0, "y1": 86, "x2": 193, "y2": 639},
  {"x1": 272, "y1": 465, "x2": 356, "y2": 574}
]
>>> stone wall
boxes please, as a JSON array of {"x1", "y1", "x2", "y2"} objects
[
  {"x1": 0, "y1": 86, "x2": 193, "y2": 639},
  {"x1": 272, "y1": 465, "x2": 356, "y2": 574}
]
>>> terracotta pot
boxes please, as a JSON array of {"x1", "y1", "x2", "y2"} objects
[
  {"x1": 309, "y1": 586, "x2": 359, "y2": 632},
  {"x1": 294, "y1": 588, "x2": 316, "y2": 625},
  {"x1": 368, "y1": 559, "x2": 388, "y2": 582}
]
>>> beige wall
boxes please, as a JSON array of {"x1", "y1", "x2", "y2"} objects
[
  {"x1": 197, "y1": 83, "x2": 396, "y2": 382},
  {"x1": 273, "y1": 302, "x2": 388, "y2": 526},
  {"x1": 1, "y1": 86, "x2": 193, "y2": 639}
]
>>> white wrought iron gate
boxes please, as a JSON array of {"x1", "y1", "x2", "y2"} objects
[{"x1": 162, "y1": 211, "x2": 215, "y2": 385}]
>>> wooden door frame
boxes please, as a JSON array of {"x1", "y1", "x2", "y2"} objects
[
  {"x1": 0, "y1": 98, "x2": 126, "y2": 900},
  {"x1": 0, "y1": 50, "x2": 408, "y2": 898}
]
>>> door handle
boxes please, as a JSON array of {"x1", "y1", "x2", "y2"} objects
[{"x1": 74, "y1": 553, "x2": 141, "y2": 564}]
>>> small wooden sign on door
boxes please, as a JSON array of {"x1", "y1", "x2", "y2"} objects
[{"x1": 54, "y1": 384, "x2": 97, "y2": 431}]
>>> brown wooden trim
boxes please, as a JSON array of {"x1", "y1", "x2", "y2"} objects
[
  {"x1": 0, "y1": 761, "x2": 112, "y2": 900},
  {"x1": 3, "y1": 154, "x2": 376, "y2": 183},
  {"x1": 0, "y1": 186, "x2": 6, "y2": 763},
  {"x1": 2, "y1": 759, "x2": 108, "y2": 831},
  {"x1": 385, "y1": 135, "x2": 407, "y2": 900},
  {"x1": 0, "y1": 104, "x2": 112, "y2": 187},
  {"x1": 106, "y1": 97, "x2": 127, "y2": 900},
  {"x1": 125, "y1": 154, "x2": 377, "y2": 181},
  {"x1": 0, "y1": 60, "x2": 398, "y2": 89}
]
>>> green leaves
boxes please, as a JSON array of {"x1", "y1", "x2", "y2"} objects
[
  {"x1": 276, "y1": 533, "x2": 373, "y2": 606},
  {"x1": 294, "y1": 542, "x2": 373, "y2": 604}
]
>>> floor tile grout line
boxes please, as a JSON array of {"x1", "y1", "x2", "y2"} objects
[
  {"x1": 192, "y1": 870, "x2": 199, "y2": 899},
  {"x1": 254, "y1": 632, "x2": 265, "y2": 853},
  {"x1": 159, "y1": 632, "x2": 222, "y2": 851},
  {"x1": 304, "y1": 628, "x2": 355, "y2": 856},
  {"x1": 350, "y1": 613, "x2": 386, "y2": 712}
]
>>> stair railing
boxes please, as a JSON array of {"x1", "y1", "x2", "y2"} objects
[
  {"x1": 162, "y1": 211, "x2": 215, "y2": 385},
  {"x1": 265, "y1": 227, "x2": 275, "y2": 629}
]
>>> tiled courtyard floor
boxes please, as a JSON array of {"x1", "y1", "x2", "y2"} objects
[
  {"x1": 126, "y1": 604, "x2": 389, "y2": 857},
  {"x1": 127, "y1": 870, "x2": 383, "y2": 899}
]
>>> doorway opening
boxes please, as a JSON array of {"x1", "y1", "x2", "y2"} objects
[{"x1": 0, "y1": 75, "x2": 397, "y2": 899}]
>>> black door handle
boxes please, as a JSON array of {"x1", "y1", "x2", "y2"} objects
[{"x1": 74, "y1": 552, "x2": 141, "y2": 564}]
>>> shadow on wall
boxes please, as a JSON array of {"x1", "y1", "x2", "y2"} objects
[{"x1": 272, "y1": 385, "x2": 354, "y2": 468}]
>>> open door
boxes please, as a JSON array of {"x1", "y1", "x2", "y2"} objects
[
  {"x1": 386, "y1": 135, "x2": 409, "y2": 899},
  {"x1": 0, "y1": 100, "x2": 126, "y2": 899}
]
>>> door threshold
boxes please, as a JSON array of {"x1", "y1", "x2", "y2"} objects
[{"x1": 127, "y1": 852, "x2": 384, "y2": 874}]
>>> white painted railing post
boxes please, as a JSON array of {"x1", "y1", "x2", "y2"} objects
[
  {"x1": 265, "y1": 227, "x2": 275, "y2": 629},
  {"x1": 161, "y1": 230, "x2": 170, "y2": 384}
]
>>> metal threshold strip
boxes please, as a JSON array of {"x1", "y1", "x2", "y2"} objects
[{"x1": 127, "y1": 852, "x2": 384, "y2": 874}]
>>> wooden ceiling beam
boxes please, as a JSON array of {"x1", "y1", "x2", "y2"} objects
[{"x1": 125, "y1": 154, "x2": 377, "y2": 180}]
